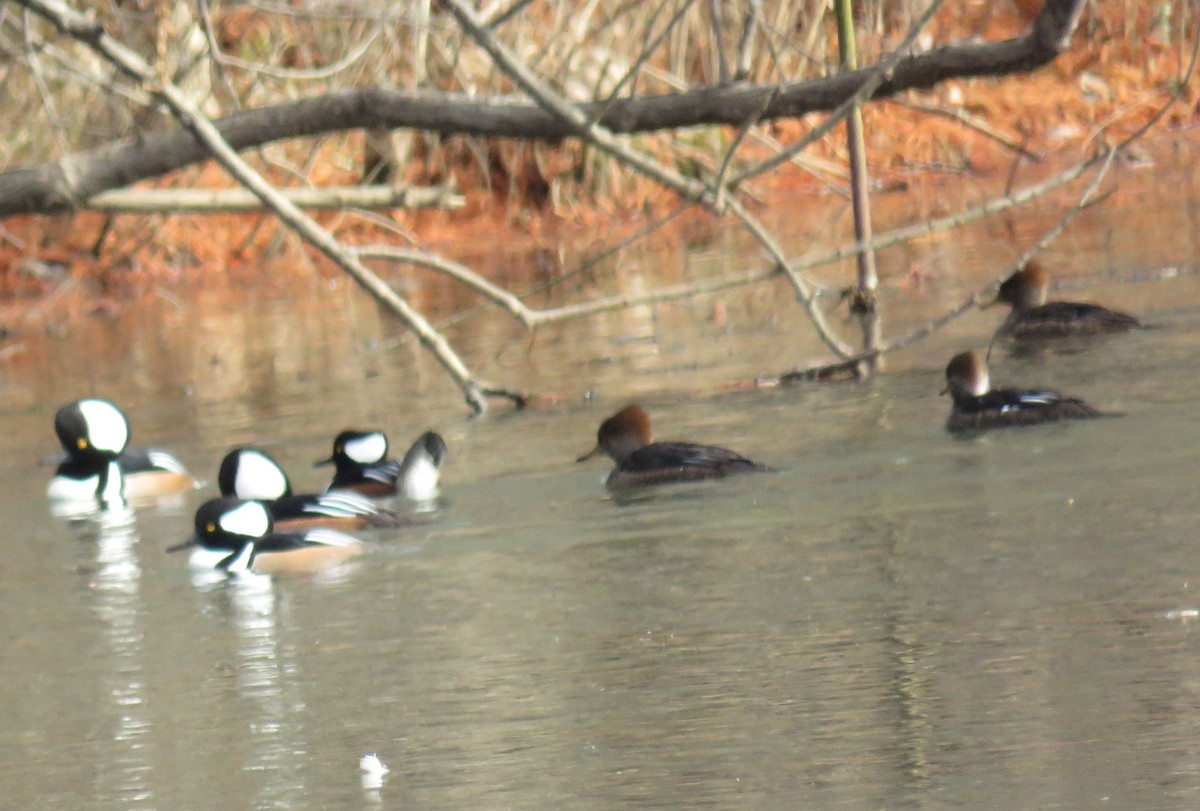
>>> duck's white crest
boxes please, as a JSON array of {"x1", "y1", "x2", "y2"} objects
[
  {"x1": 234, "y1": 450, "x2": 289, "y2": 500},
  {"x1": 78, "y1": 399, "x2": 129, "y2": 454},
  {"x1": 219, "y1": 501, "x2": 271, "y2": 537},
  {"x1": 345, "y1": 433, "x2": 387, "y2": 464}
]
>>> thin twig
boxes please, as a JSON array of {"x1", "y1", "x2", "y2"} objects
[
  {"x1": 520, "y1": 149, "x2": 1107, "y2": 326},
  {"x1": 194, "y1": 0, "x2": 241, "y2": 103},
  {"x1": 354, "y1": 244, "x2": 536, "y2": 326},
  {"x1": 733, "y1": 0, "x2": 760, "y2": 80},
  {"x1": 20, "y1": 9, "x2": 72, "y2": 156},
  {"x1": 484, "y1": 0, "x2": 539, "y2": 29},
  {"x1": 88, "y1": 184, "x2": 464, "y2": 212},
  {"x1": 730, "y1": 0, "x2": 946, "y2": 187},
  {"x1": 774, "y1": 155, "x2": 1120, "y2": 384},
  {"x1": 443, "y1": 0, "x2": 856, "y2": 358},
  {"x1": 771, "y1": 24, "x2": 1200, "y2": 387},
  {"x1": 711, "y1": 87, "x2": 777, "y2": 212},
  {"x1": 16, "y1": 0, "x2": 511, "y2": 414},
  {"x1": 892, "y1": 98, "x2": 1041, "y2": 161},
  {"x1": 707, "y1": 0, "x2": 728, "y2": 84},
  {"x1": 586, "y1": 0, "x2": 698, "y2": 127}
]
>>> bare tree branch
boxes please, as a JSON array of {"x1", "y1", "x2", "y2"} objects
[
  {"x1": 442, "y1": 0, "x2": 857, "y2": 358},
  {"x1": 13, "y1": 0, "x2": 512, "y2": 414},
  {"x1": 88, "y1": 184, "x2": 462, "y2": 212},
  {"x1": 770, "y1": 18, "x2": 1198, "y2": 388},
  {"x1": 707, "y1": 0, "x2": 728, "y2": 84},
  {"x1": 733, "y1": 0, "x2": 760, "y2": 80},
  {"x1": 0, "y1": 0, "x2": 1087, "y2": 218}
]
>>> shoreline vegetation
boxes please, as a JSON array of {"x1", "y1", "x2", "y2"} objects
[{"x1": 0, "y1": 0, "x2": 1195, "y2": 408}]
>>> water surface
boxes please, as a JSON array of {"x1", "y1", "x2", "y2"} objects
[{"x1": 2, "y1": 141, "x2": 1200, "y2": 808}]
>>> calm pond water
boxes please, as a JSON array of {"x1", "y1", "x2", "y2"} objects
[{"x1": 3, "y1": 139, "x2": 1200, "y2": 808}]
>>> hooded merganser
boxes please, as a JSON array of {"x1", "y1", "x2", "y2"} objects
[
  {"x1": 50, "y1": 399, "x2": 198, "y2": 503},
  {"x1": 218, "y1": 447, "x2": 405, "y2": 531},
  {"x1": 987, "y1": 263, "x2": 1141, "y2": 339},
  {"x1": 169, "y1": 497, "x2": 365, "y2": 575},
  {"x1": 942, "y1": 351, "x2": 1105, "y2": 432},
  {"x1": 316, "y1": 429, "x2": 447, "y2": 501},
  {"x1": 576, "y1": 404, "x2": 767, "y2": 489},
  {"x1": 119, "y1": 448, "x2": 199, "y2": 500},
  {"x1": 47, "y1": 398, "x2": 129, "y2": 510}
]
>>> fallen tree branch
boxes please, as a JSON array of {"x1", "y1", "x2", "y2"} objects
[
  {"x1": 366, "y1": 142, "x2": 1105, "y2": 332},
  {"x1": 0, "y1": 0, "x2": 1087, "y2": 218},
  {"x1": 443, "y1": 0, "x2": 857, "y2": 358},
  {"x1": 89, "y1": 184, "x2": 463, "y2": 213},
  {"x1": 13, "y1": 0, "x2": 515, "y2": 415}
]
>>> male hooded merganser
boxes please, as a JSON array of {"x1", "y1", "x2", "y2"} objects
[
  {"x1": 218, "y1": 447, "x2": 404, "y2": 531},
  {"x1": 987, "y1": 263, "x2": 1141, "y2": 339},
  {"x1": 942, "y1": 351, "x2": 1105, "y2": 432},
  {"x1": 316, "y1": 429, "x2": 447, "y2": 501},
  {"x1": 47, "y1": 398, "x2": 129, "y2": 510},
  {"x1": 119, "y1": 447, "x2": 199, "y2": 500},
  {"x1": 169, "y1": 497, "x2": 365, "y2": 575},
  {"x1": 576, "y1": 404, "x2": 766, "y2": 489},
  {"x1": 50, "y1": 399, "x2": 198, "y2": 502}
]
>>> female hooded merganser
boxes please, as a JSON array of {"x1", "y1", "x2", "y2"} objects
[
  {"x1": 316, "y1": 429, "x2": 447, "y2": 501},
  {"x1": 169, "y1": 497, "x2": 366, "y2": 575},
  {"x1": 47, "y1": 398, "x2": 129, "y2": 510},
  {"x1": 942, "y1": 351, "x2": 1105, "y2": 432},
  {"x1": 218, "y1": 447, "x2": 404, "y2": 531},
  {"x1": 576, "y1": 404, "x2": 766, "y2": 489},
  {"x1": 50, "y1": 399, "x2": 198, "y2": 502},
  {"x1": 987, "y1": 263, "x2": 1141, "y2": 339}
]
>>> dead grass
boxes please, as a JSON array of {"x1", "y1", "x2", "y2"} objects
[{"x1": 0, "y1": 0, "x2": 1195, "y2": 311}]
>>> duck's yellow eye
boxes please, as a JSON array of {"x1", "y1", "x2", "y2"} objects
[
  {"x1": 206, "y1": 522, "x2": 216, "y2": 533},
  {"x1": 76, "y1": 438, "x2": 88, "y2": 449}
]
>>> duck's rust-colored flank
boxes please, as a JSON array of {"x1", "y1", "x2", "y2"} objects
[
  {"x1": 175, "y1": 497, "x2": 367, "y2": 576},
  {"x1": 218, "y1": 447, "x2": 408, "y2": 531}
]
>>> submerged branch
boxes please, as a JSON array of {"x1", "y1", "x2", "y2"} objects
[{"x1": 769, "y1": 146, "x2": 1119, "y2": 385}]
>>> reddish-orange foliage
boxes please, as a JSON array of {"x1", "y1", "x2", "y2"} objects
[{"x1": 0, "y1": 0, "x2": 1194, "y2": 321}]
